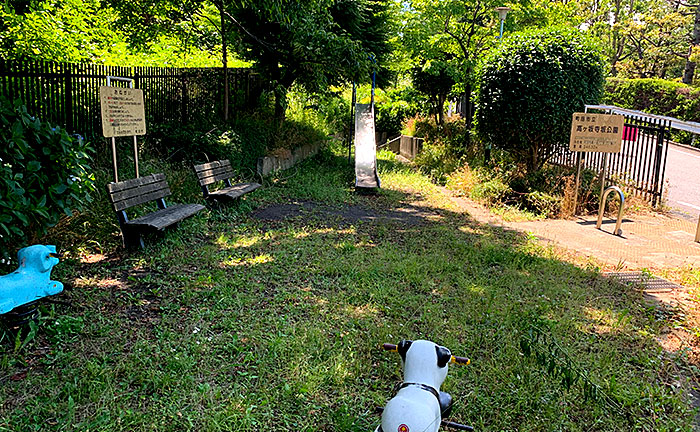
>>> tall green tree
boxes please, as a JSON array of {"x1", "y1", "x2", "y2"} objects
[
  {"x1": 0, "y1": 0, "x2": 120, "y2": 62},
  {"x1": 223, "y1": 0, "x2": 393, "y2": 119},
  {"x1": 108, "y1": 0, "x2": 394, "y2": 119}
]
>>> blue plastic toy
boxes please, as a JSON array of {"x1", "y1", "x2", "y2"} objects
[{"x1": 0, "y1": 245, "x2": 63, "y2": 314}]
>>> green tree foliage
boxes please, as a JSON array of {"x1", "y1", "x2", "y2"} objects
[
  {"x1": 399, "y1": 0, "x2": 505, "y2": 122},
  {"x1": 475, "y1": 27, "x2": 605, "y2": 174},
  {"x1": 225, "y1": 0, "x2": 393, "y2": 118},
  {"x1": 0, "y1": 0, "x2": 120, "y2": 62},
  {"x1": 577, "y1": 0, "x2": 690, "y2": 79},
  {"x1": 0, "y1": 97, "x2": 95, "y2": 259},
  {"x1": 0, "y1": 0, "x2": 223, "y2": 66},
  {"x1": 411, "y1": 59, "x2": 456, "y2": 124}
]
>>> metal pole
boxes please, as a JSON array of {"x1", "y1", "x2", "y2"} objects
[
  {"x1": 573, "y1": 151, "x2": 582, "y2": 215},
  {"x1": 500, "y1": 19, "x2": 505, "y2": 39},
  {"x1": 105, "y1": 75, "x2": 139, "y2": 182},
  {"x1": 111, "y1": 137, "x2": 119, "y2": 183},
  {"x1": 349, "y1": 83, "x2": 356, "y2": 164},
  {"x1": 600, "y1": 153, "x2": 608, "y2": 199},
  {"x1": 128, "y1": 79, "x2": 140, "y2": 178}
]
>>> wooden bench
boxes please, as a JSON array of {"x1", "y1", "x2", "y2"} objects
[
  {"x1": 193, "y1": 160, "x2": 261, "y2": 203},
  {"x1": 106, "y1": 173, "x2": 205, "y2": 249}
]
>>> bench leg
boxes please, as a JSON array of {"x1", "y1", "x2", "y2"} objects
[{"x1": 122, "y1": 229, "x2": 145, "y2": 250}]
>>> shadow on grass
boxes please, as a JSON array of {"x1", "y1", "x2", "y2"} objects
[{"x1": 0, "y1": 150, "x2": 695, "y2": 432}]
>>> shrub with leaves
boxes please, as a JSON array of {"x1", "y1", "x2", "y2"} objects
[
  {"x1": 604, "y1": 78, "x2": 700, "y2": 145},
  {"x1": 0, "y1": 97, "x2": 95, "y2": 260},
  {"x1": 475, "y1": 27, "x2": 605, "y2": 174}
]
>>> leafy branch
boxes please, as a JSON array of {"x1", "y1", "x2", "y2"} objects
[{"x1": 519, "y1": 324, "x2": 627, "y2": 418}]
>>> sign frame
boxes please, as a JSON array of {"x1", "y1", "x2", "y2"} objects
[
  {"x1": 569, "y1": 113, "x2": 624, "y2": 153},
  {"x1": 100, "y1": 86, "x2": 146, "y2": 138},
  {"x1": 101, "y1": 76, "x2": 144, "y2": 182},
  {"x1": 572, "y1": 110, "x2": 626, "y2": 214}
]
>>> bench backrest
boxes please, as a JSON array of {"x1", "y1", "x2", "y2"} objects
[
  {"x1": 106, "y1": 173, "x2": 171, "y2": 212},
  {"x1": 194, "y1": 160, "x2": 234, "y2": 187}
]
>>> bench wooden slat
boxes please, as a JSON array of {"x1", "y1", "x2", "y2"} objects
[
  {"x1": 199, "y1": 170, "x2": 236, "y2": 186},
  {"x1": 109, "y1": 181, "x2": 170, "y2": 205},
  {"x1": 112, "y1": 186, "x2": 172, "y2": 211},
  {"x1": 209, "y1": 182, "x2": 261, "y2": 200},
  {"x1": 126, "y1": 204, "x2": 205, "y2": 230},
  {"x1": 106, "y1": 173, "x2": 166, "y2": 193},
  {"x1": 196, "y1": 164, "x2": 232, "y2": 179},
  {"x1": 195, "y1": 162, "x2": 235, "y2": 186},
  {"x1": 194, "y1": 160, "x2": 232, "y2": 174}
]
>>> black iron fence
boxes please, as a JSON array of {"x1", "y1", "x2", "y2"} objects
[
  {"x1": 0, "y1": 58, "x2": 267, "y2": 139},
  {"x1": 551, "y1": 109, "x2": 670, "y2": 206}
]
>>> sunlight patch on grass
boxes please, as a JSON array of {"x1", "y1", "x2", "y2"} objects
[
  {"x1": 581, "y1": 306, "x2": 633, "y2": 335},
  {"x1": 221, "y1": 253, "x2": 274, "y2": 268},
  {"x1": 78, "y1": 253, "x2": 106, "y2": 264},
  {"x1": 342, "y1": 304, "x2": 379, "y2": 318},
  {"x1": 73, "y1": 276, "x2": 125, "y2": 290},
  {"x1": 215, "y1": 233, "x2": 262, "y2": 250}
]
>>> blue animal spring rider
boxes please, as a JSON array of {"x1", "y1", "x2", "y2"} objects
[{"x1": 0, "y1": 245, "x2": 63, "y2": 328}]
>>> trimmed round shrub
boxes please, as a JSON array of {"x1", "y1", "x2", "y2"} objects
[{"x1": 475, "y1": 27, "x2": 605, "y2": 174}]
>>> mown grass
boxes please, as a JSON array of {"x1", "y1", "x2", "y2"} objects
[{"x1": 0, "y1": 146, "x2": 696, "y2": 431}]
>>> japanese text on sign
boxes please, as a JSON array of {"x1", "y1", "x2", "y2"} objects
[
  {"x1": 100, "y1": 86, "x2": 146, "y2": 137},
  {"x1": 569, "y1": 113, "x2": 624, "y2": 153}
]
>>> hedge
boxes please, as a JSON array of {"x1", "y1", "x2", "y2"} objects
[{"x1": 603, "y1": 78, "x2": 700, "y2": 122}]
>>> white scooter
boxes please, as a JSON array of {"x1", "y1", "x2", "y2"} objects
[{"x1": 375, "y1": 340, "x2": 473, "y2": 432}]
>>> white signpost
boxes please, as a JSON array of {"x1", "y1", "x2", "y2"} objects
[{"x1": 99, "y1": 78, "x2": 147, "y2": 182}]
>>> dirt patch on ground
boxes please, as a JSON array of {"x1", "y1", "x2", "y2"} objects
[{"x1": 252, "y1": 200, "x2": 439, "y2": 226}]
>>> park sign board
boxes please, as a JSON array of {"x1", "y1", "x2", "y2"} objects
[
  {"x1": 99, "y1": 86, "x2": 146, "y2": 137},
  {"x1": 569, "y1": 113, "x2": 624, "y2": 153}
]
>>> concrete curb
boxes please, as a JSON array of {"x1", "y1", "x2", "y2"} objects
[
  {"x1": 669, "y1": 140, "x2": 700, "y2": 155},
  {"x1": 256, "y1": 142, "x2": 323, "y2": 177}
]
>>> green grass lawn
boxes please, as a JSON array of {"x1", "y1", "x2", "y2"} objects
[{"x1": 0, "y1": 146, "x2": 696, "y2": 431}]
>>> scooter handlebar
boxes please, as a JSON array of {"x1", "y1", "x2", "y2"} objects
[
  {"x1": 451, "y1": 355, "x2": 470, "y2": 365},
  {"x1": 380, "y1": 343, "x2": 470, "y2": 365}
]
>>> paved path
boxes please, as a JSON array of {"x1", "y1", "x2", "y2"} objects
[
  {"x1": 665, "y1": 143, "x2": 700, "y2": 220},
  {"x1": 447, "y1": 191, "x2": 700, "y2": 270}
]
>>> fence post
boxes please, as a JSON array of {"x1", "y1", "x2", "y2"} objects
[
  {"x1": 246, "y1": 71, "x2": 251, "y2": 108},
  {"x1": 64, "y1": 63, "x2": 73, "y2": 131},
  {"x1": 181, "y1": 70, "x2": 188, "y2": 124},
  {"x1": 652, "y1": 123, "x2": 667, "y2": 207}
]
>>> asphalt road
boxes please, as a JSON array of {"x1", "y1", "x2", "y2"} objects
[{"x1": 664, "y1": 143, "x2": 700, "y2": 220}]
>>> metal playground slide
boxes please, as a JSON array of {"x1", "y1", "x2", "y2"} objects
[{"x1": 354, "y1": 103, "x2": 381, "y2": 189}]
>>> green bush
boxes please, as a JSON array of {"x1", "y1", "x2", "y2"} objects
[
  {"x1": 375, "y1": 87, "x2": 424, "y2": 137},
  {"x1": 0, "y1": 97, "x2": 95, "y2": 260},
  {"x1": 470, "y1": 178, "x2": 511, "y2": 205},
  {"x1": 603, "y1": 78, "x2": 700, "y2": 120},
  {"x1": 475, "y1": 27, "x2": 605, "y2": 174},
  {"x1": 145, "y1": 114, "x2": 325, "y2": 174},
  {"x1": 603, "y1": 78, "x2": 700, "y2": 145},
  {"x1": 414, "y1": 142, "x2": 460, "y2": 184},
  {"x1": 525, "y1": 190, "x2": 561, "y2": 218},
  {"x1": 412, "y1": 117, "x2": 472, "y2": 183}
]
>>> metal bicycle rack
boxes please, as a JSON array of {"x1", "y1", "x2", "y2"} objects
[{"x1": 596, "y1": 186, "x2": 625, "y2": 236}]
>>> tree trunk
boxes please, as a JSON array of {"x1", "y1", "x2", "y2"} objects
[
  {"x1": 274, "y1": 89, "x2": 286, "y2": 121},
  {"x1": 437, "y1": 94, "x2": 445, "y2": 125},
  {"x1": 218, "y1": 2, "x2": 229, "y2": 121},
  {"x1": 683, "y1": 4, "x2": 700, "y2": 84}
]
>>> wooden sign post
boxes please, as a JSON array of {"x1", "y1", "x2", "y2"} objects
[
  {"x1": 570, "y1": 112, "x2": 624, "y2": 214},
  {"x1": 99, "y1": 78, "x2": 147, "y2": 182}
]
